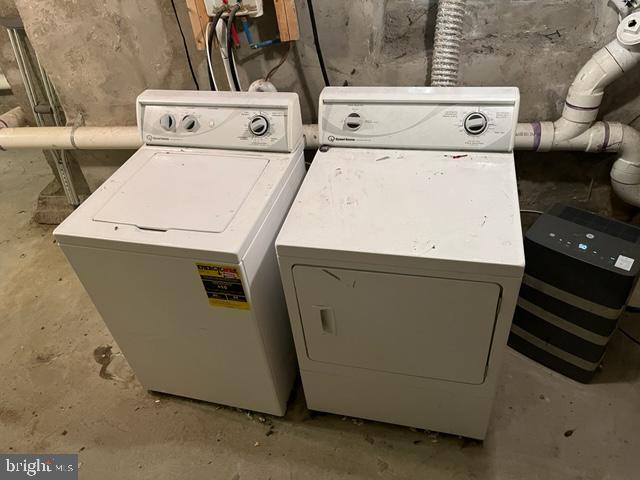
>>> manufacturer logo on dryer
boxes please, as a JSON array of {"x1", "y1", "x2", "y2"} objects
[{"x1": 327, "y1": 136, "x2": 356, "y2": 143}]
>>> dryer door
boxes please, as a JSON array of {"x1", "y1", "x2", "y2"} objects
[{"x1": 292, "y1": 266, "x2": 501, "y2": 385}]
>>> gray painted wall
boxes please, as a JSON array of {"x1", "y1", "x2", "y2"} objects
[{"x1": 1, "y1": 0, "x2": 638, "y2": 215}]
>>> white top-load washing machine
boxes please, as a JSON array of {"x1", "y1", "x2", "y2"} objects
[
  {"x1": 276, "y1": 87, "x2": 524, "y2": 439},
  {"x1": 54, "y1": 90, "x2": 305, "y2": 415}
]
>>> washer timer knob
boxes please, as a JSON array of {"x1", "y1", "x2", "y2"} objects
[
  {"x1": 159, "y1": 113, "x2": 176, "y2": 131},
  {"x1": 249, "y1": 115, "x2": 270, "y2": 137},
  {"x1": 181, "y1": 115, "x2": 199, "y2": 132},
  {"x1": 464, "y1": 112, "x2": 488, "y2": 135},
  {"x1": 344, "y1": 113, "x2": 363, "y2": 131}
]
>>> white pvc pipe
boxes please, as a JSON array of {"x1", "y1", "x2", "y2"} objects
[
  {"x1": 515, "y1": 14, "x2": 640, "y2": 207},
  {"x1": 303, "y1": 124, "x2": 320, "y2": 149},
  {"x1": 0, "y1": 126, "x2": 142, "y2": 150},
  {"x1": 554, "y1": 38, "x2": 640, "y2": 142},
  {"x1": 517, "y1": 120, "x2": 640, "y2": 207},
  {"x1": 0, "y1": 125, "x2": 321, "y2": 151}
]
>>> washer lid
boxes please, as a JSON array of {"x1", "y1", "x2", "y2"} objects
[{"x1": 94, "y1": 152, "x2": 269, "y2": 233}]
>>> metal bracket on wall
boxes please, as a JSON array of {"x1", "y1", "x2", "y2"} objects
[{"x1": 5, "y1": 23, "x2": 80, "y2": 207}]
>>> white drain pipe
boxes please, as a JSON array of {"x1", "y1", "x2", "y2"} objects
[
  {"x1": 555, "y1": 38, "x2": 640, "y2": 142},
  {"x1": 0, "y1": 124, "x2": 323, "y2": 150},
  {"x1": 516, "y1": 12, "x2": 640, "y2": 207},
  {"x1": 0, "y1": 126, "x2": 143, "y2": 150}
]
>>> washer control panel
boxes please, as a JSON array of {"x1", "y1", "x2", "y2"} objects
[
  {"x1": 319, "y1": 87, "x2": 520, "y2": 152},
  {"x1": 137, "y1": 90, "x2": 302, "y2": 153}
]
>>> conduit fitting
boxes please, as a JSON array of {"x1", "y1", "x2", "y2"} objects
[{"x1": 431, "y1": 0, "x2": 467, "y2": 87}]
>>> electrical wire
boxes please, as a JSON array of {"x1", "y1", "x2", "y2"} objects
[
  {"x1": 215, "y1": 19, "x2": 237, "y2": 90},
  {"x1": 265, "y1": 42, "x2": 292, "y2": 82},
  {"x1": 206, "y1": 10, "x2": 226, "y2": 91},
  {"x1": 206, "y1": 22, "x2": 216, "y2": 90},
  {"x1": 306, "y1": 0, "x2": 330, "y2": 86},
  {"x1": 169, "y1": 0, "x2": 200, "y2": 90},
  {"x1": 241, "y1": 17, "x2": 254, "y2": 45},
  {"x1": 620, "y1": 328, "x2": 640, "y2": 347},
  {"x1": 520, "y1": 209, "x2": 545, "y2": 215},
  {"x1": 227, "y1": 3, "x2": 242, "y2": 91}
]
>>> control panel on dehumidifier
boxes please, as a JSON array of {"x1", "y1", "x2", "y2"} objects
[{"x1": 541, "y1": 228, "x2": 637, "y2": 273}]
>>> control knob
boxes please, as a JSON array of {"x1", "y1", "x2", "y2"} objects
[
  {"x1": 464, "y1": 112, "x2": 488, "y2": 136},
  {"x1": 249, "y1": 115, "x2": 270, "y2": 137},
  {"x1": 344, "y1": 113, "x2": 363, "y2": 131},
  {"x1": 181, "y1": 115, "x2": 200, "y2": 132},
  {"x1": 159, "y1": 114, "x2": 176, "y2": 132}
]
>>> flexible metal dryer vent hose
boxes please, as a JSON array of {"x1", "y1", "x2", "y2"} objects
[{"x1": 431, "y1": 0, "x2": 467, "y2": 86}]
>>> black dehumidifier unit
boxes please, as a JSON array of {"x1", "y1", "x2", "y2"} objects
[{"x1": 508, "y1": 204, "x2": 640, "y2": 383}]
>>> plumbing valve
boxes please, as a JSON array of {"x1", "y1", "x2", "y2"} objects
[{"x1": 617, "y1": 12, "x2": 640, "y2": 46}]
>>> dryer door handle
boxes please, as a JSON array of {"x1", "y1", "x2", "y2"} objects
[{"x1": 313, "y1": 305, "x2": 337, "y2": 336}]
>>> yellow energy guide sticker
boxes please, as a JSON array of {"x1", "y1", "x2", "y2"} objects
[{"x1": 196, "y1": 263, "x2": 250, "y2": 310}]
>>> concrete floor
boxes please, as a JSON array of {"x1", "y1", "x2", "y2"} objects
[{"x1": 2, "y1": 152, "x2": 640, "y2": 480}]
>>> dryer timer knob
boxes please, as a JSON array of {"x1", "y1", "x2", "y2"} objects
[
  {"x1": 464, "y1": 112, "x2": 488, "y2": 136},
  {"x1": 249, "y1": 115, "x2": 270, "y2": 137}
]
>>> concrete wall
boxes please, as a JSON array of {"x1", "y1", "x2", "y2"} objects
[{"x1": 1, "y1": 0, "x2": 639, "y2": 216}]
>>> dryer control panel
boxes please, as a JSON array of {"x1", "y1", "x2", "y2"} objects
[
  {"x1": 319, "y1": 87, "x2": 520, "y2": 152},
  {"x1": 137, "y1": 90, "x2": 302, "y2": 153}
]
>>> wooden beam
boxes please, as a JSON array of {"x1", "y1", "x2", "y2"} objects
[
  {"x1": 274, "y1": 0, "x2": 300, "y2": 42},
  {"x1": 185, "y1": 0, "x2": 210, "y2": 51}
]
